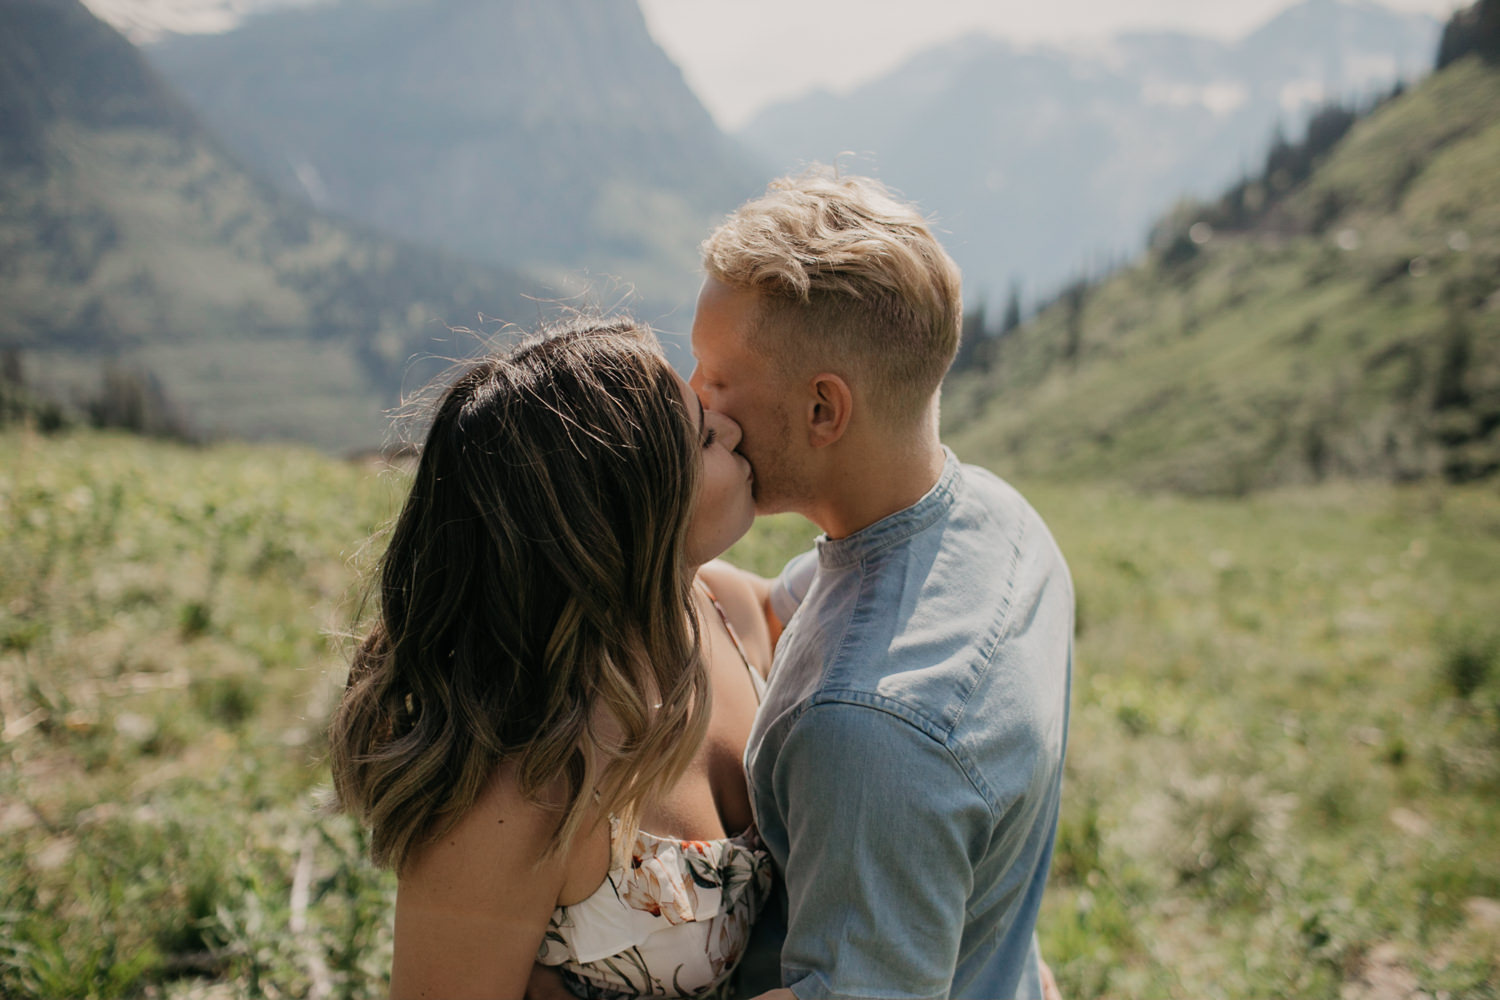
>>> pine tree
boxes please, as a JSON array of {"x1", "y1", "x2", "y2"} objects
[
  {"x1": 1001, "y1": 282, "x2": 1023, "y2": 336},
  {"x1": 1436, "y1": 0, "x2": 1500, "y2": 69}
]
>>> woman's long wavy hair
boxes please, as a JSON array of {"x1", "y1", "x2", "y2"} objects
[{"x1": 330, "y1": 316, "x2": 709, "y2": 872}]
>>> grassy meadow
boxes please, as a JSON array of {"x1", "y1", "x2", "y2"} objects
[{"x1": 1, "y1": 425, "x2": 1497, "y2": 998}]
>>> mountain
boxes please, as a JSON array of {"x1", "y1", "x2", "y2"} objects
[
  {"x1": 145, "y1": 0, "x2": 768, "y2": 316},
  {"x1": 739, "y1": 0, "x2": 1441, "y2": 303},
  {"x1": 941, "y1": 31, "x2": 1500, "y2": 493},
  {"x1": 0, "y1": 0, "x2": 542, "y2": 452}
]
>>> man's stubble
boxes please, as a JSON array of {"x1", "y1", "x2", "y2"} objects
[{"x1": 745, "y1": 398, "x2": 817, "y2": 520}]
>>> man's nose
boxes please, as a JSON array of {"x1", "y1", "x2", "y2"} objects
[{"x1": 688, "y1": 366, "x2": 704, "y2": 393}]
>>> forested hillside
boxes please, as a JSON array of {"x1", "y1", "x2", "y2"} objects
[{"x1": 944, "y1": 47, "x2": 1500, "y2": 493}]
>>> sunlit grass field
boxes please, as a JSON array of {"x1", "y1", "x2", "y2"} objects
[{"x1": 1, "y1": 426, "x2": 1496, "y2": 998}]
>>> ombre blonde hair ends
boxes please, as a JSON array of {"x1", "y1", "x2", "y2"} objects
[{"x1": 330, "y1": 317, "x2": 709, "y2": 871}]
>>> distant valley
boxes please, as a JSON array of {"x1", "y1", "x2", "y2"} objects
[{"x1": 0, "y1": 0, "x2": 542, "y2": 451}]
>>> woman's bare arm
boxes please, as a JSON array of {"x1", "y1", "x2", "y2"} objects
[{"x1": 390, "y1": 767, "x2": 601, "y2": 1000}]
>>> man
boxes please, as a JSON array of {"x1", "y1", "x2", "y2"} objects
[{"x1": 689, "y1": 170, "x2": 1074, "y2": 1000}]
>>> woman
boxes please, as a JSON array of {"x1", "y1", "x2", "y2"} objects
[{"x1": 330, "y1": 316, "x2": 777, "y2": 999}]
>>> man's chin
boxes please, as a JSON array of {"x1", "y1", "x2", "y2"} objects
[
  {"x1": 750, "y1": 478, "x2": 777, "y2": 514},
  {"x1": 751, "y1": 491, "x2": 794, "y2": 518},
  {"x1": 746, "y1": 464, "x2": 804, "y2": 518}
]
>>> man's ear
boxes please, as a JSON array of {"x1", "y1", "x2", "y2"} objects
[{"x1": 805, "y1": 373, "x2": 852, "y2": 448}]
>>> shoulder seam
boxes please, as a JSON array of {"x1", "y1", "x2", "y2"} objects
[
  {"x1": 950, "y1": 505, "x2": 1024, "y2": 735},
  {"x1": 788, "y1": 694, "x2": 997, "y2": 818}
]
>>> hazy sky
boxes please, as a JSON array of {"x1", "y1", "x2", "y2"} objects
[
  {"x1": 636, "y1": 0, "x2": 1469, "y2": 128},
  {"x1": 87, "y1": 0, "x2": 1469, "y2": 130}
]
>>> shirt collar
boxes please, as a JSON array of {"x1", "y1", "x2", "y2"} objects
[{"x1": 815, "y1": 448, "x2": 960, "y2": 568}]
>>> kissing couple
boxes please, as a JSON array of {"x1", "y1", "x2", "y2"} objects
[{"x1": 331, "y1": 168, "x2": 1074, "y2": 1000}]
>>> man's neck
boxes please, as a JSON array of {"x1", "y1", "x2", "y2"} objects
[{"x1": 808, "y1": 433, "x2": 947, "y2": 540}]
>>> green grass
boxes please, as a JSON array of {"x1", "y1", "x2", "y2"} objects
[
  {"x1": 1007, "y1": 474, "x2": 1500, "y2": 998},
  {"x1": 2, "y1": 427, "x2": 1497, "y2": 998},
  {"x1": 0, "y1": 428, "x2": 404, "y2": 999}
]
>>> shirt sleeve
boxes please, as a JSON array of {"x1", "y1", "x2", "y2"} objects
[
  {"x1": 769, "y1": 548, "x2": 818, "y2": 626},
  {"x1": 770, "y1": 701, "x2": 993, "y2": 1000}
]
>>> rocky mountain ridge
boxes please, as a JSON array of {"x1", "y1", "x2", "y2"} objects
[{"x1": 145, "y1": 0, "x2": 768, "y2": 315}]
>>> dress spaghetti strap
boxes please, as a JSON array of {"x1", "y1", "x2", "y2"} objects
[{"x1": 696, "y1": 580, "x2": 762, "y2": 703}]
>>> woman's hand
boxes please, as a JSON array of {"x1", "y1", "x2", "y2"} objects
[{"x1": 525, "y1": 964, "x2": 576, "y2": 1000}]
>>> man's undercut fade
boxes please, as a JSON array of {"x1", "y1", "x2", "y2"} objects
[{"x1": 701, "y1": 167, "x2": 963, "y2": 425}]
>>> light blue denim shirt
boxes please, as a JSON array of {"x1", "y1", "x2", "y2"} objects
[{"x1": 745, "y1": 450, "x2": 1073, "y2": 1000}]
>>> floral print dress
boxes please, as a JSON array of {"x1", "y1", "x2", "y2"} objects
[
  {"x1": 535, "y1": 583, "x2": 772, "y2": 999},
  {"x1": 536, "y1": 820, "x2": 772, "y2": 998}
]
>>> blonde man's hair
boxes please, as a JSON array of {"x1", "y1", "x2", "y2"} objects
[{"x1": 701, "y1": 167, "x2": 963, "y2": 424}]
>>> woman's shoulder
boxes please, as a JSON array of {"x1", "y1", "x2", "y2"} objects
[{"x1": 696, "y1": 559, "x2": 773, "y2": 675}]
